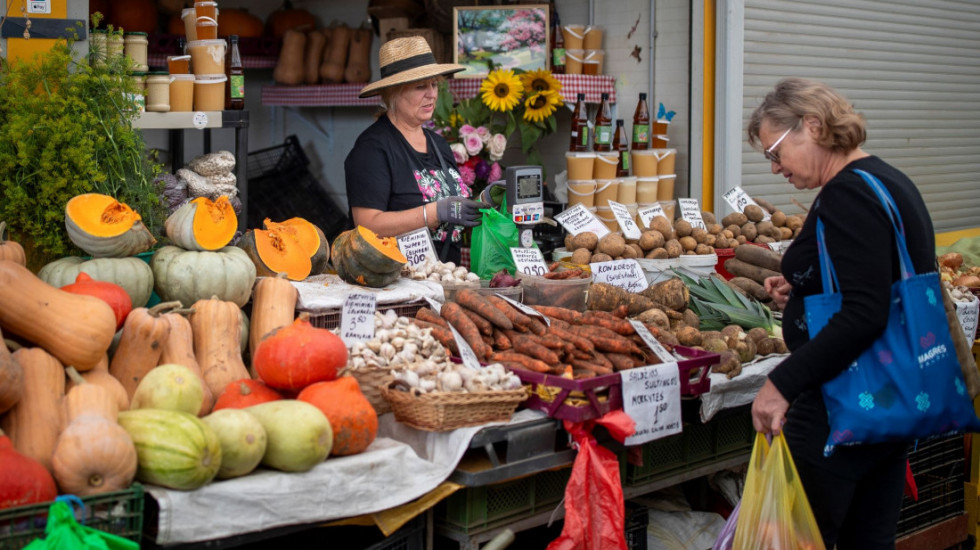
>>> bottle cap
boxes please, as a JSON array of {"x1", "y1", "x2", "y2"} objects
[
  {"x1": 601, "y1": 93, "x2": 609, "y2": 99},
  {"x1": 639, "y1": 92, "x2": 647, "y2": 100}
]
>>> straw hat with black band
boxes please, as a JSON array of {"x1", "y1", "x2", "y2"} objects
[{"x1": 359, "y1": 36, "x2": 465, "y2": 98}]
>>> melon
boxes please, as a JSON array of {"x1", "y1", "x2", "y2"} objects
[
  {"x1": 130, "y1": 364, "x2": 205, "y2": 415},
  {"x1": 245, "y1": 400, "x2": 332, "y2": 472},
  {"x1": 117, "y1": 409, "x2": 221, "y2": 490},
  {"x1": 201, "y1": 409, "x2": 267, "y2": 479}
]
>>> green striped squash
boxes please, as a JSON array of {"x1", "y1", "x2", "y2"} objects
[{"x1": 118, "y1": 409, "x2": 222, "y2": 490}]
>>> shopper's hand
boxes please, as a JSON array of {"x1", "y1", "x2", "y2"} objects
[
  {"x1": 752, "y1": 379, "x2": 790, "y2": 435},
  {"x1": 436, "y1": 197, "x2": 482, "y2": 227},
  {"x1": 764, "y1": 275, "x2": 792, "y2": 310}
]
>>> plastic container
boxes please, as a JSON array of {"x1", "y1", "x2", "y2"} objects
[
  {"x1": 660, "y1": 199, "x2": 677, "y2": 220},
  {"x1": 195, "y1": 16, "x2": 218, "y2": 41},
  {"x1": 655, "y1": 148, "x2": 677, "y2": 175},
  {"x1": 194, "y1": 1, "x2": 218, "y2": 19},
  {"x1": 714, "y1": 248, "x2": 736, "y2": 280},
  {"x1": 188, "y1": 38, "x2": 226, "y2": 75},
  {"x1": 566, "y1": 179, "x2": 597, "y2": 208},
  {"x1": 617, "y1": 176, "x2": 637, "y2": 204},
  {"x1": 89, "y1": 30, "x2": 107, "y2": 66},
  {"x1": 107, "y1": 34, "x2": 124, "y2": 63},
  {"x1": 594, "y1": 179, "x2": 619, "y2": 208},
  {"x1": 583, "y1": 49, "x2": 604, "y2": 75},
  {"x1": 128, "y1": 72, "x2": 147, "y2": 113},
  {"x1": 193, "y1": 74, "x2": 226, "y2": 110},
  {"x1": 170, "y1": 74, "x2": 195, "y2": 111},
  {"x1": 631, "y1": 149, "x2": 658, "y2": 177},
  {"x1": 592, "y1": 151, "x2": 618, "y2": 179},
  {"x1": 677, "y1": 252, "x2": 719, "y2": 278},
  {"x1": 657, "y1": 175, "x2": 676, "y2": 201},
  {"x1": 516, "y1": 271, "x2": 592, "y2": 312},
  {"x1": 655, "y1": 119, "x2": 670, "y2": 135},
  {"x1": 182, "y1": 8, "x2": 198, "y2": 41},
  {"x1": 168, "y1": 54, "x2": 191, "y2": 74},
  {"x1": 652, "y1": 135, "x2": 669, "y2": 148},
  {"x1": 145, "y1": 72, "x2": 172, "y2": 112},
  {"x1": 583, "y1": 26, "x2": 603, "y2": 49},
  {"x1": 124, "y1": 32, "x2": 148, "y2": 72},
  {"x1": 562, "y1": 25, "x2": 585, "y2": 49},
  {"x1": 565, "y1": 151, "x2": 595, "y2": 180},
  {"x1": 477, "y1": 280, "x2": 523, "y2": 303},
  {"x1": 595, "y1": 206, "x2": 618, "y2": 232},
  {"x1": 635, "y1": 177, "x2": 659, "y2": 203},
  {"x1": 440, "y1": 279, "x2": 481, "y2": 302},
  {"x1": 565, "y1": 49, "x2": 584, "y2": 75}
]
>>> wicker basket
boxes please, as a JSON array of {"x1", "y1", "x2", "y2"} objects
[
  {"x1": 345, "y1": 366, "x2": 395, "y2": 416},
  {"x1": 380, "y1": 380, "x2": 527, "y2": 431}
]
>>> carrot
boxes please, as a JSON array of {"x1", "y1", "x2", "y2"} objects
[
  {"x1": 605, "y1": 352, "x2": 636, "y2": 371},
  {"x1": 568, "y1": 323, "x2": 622, "y2": 341},
  {"x1": 569, "y1": 325, "x2": 640, "y2": 355},
  {"x1": 416, "y1": 307, "x2": 448, "y2": 328},
  {"x1": 610, "y1": 304, "x2": 629, "y2": 319},
  {"x1": 547, "y1": 324, "x2": 595, "y2": 353},
  {"x1": 457, "y1": 289, "x2": 514, "y2": 330},
  {"x1": 528, "y1": 319, "x2": 548, "y2": 336},
  {"x1": 531, "y1": 305, "x2": 582, "y2": 324},
  {"x1": 492, "y1": 327, "x2": 512, "y2": 350},
  {"x1": 511, "y1": 335, "x2": 560, "y2": 364},
  {"x1": 543, "y1": 268, "x2": 583, "y2": 280},
  {"x1": 536, "y1": 333, "x2": 566, "y2": 350},
  {"x1": 408, "y1": 319, "x2": 458, "y2": 355},
  {"x1": 485, "y1": 295, "x2": 533, "y2": 330},
  {"x1": 570, "y1": 359, "x2": 613, "y2": 376},
  {"x1": 441, "y1": 302, "x2": 490, "y2": 360},
  {"x1": 491, "y1": 352, "x2": 553, "y2": 373},
  {"x1": 577, "y1": 312, "x2": 635, "y2": 336},
  {"x1": 462, "y1": 307, "x2": 493, "y2": 336}
]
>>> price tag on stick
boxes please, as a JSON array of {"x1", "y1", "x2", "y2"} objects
[
  {"x1": 340, "y1": 292, "x2": 377, "y2": 346},
  {"x1": 447, "y1": 323, "x2": 482, "y2": 370},
  {"x1": 637, "y1": 203, "x2": 668, "y2": 230},
  {"x1": 677, "y1": 198, "x2": 707, "y2": 230},
  {"x1": 500, "y1": 294, "x2": 550, "y2": 327},
  {"x1": 554, "y1": 203, "x2": 611, "y2": 237},
  {"x1": 722, "y1": 186, "x2": 770, "y2": 221},
  {"x1": 630, "y1": 320, "x2": 676, "y2": 363},
  {"x1": 608, "y1": 200, "x2": 642, "y2": 240},
  {"x1": 511, "y1": 247, "x2": 549, "y2": 277},
  {"x1": 396, "y1": 228, "x2": 437, "y2": 267}
]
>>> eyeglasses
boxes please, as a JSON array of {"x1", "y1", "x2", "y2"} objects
[{"x1": 763, "y1": 126, "x2": 794, "y2": 164}]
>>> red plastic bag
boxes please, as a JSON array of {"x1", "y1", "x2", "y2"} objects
[{"x1": 548, "y1": 410, "x2": 636, "y2": 550}]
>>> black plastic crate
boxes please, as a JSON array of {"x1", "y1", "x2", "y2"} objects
[
  {"x1": 624, "y1": 501, "x2": 649, "y2": 550},
  {"x1": 365, "y1": 515, "x2": 425, "y2": 550},
  {"x1": 896, "y1": 434, "x2": 965, "y2": 537},
  {"x1": 246, "y1": 135, "x2": 349, "y2": 243}
]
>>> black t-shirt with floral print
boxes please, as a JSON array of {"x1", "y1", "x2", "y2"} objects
[{"x1": 344, "y1": 114, "x2": 472, "y2": 261}]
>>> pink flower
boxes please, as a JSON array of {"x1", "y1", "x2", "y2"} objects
[
  {"x1": 476, "y1": 126, "x2": 492, "y2": 144},
  {"x1": 459, "y1": 124, "x2": 477, "y2": 138},
  {"x1": 450, "y1": 143, "x2": 468, "y2": 164},
  {"x1": 463, "y1": 134, "x2": 483, "y2": 157},
  {"x1": 459, "y1": 165, "x2": 476, "y2": 186},
  {"x1": 488, "y1": 133, "x2": 507, "y2": 161},
  {"x1": 488, "y1": 162, "x2": 503, "y2": 183}
]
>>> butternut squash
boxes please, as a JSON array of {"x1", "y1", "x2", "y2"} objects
[
  {"x1": 63, "y1": 367, "x2": 119, "y2": 424},
  {"x1": 159, "y1": 309, "x2": 215, "y2": 415},
  {"x1": 249, "y1": 273, "x2": 297, "y2": 376},
  {"x1": 109, "y1": 301, "x2": 180, "y2": 401},
  {"x1": 0, "y1": 326, "x2": 23, "y2": 414},
  {"x1": 273, "y1": 29, "x2": 307, "y2": 86},
  {"x1": 317, "y1": 27, "x2": 335, "y2": 83},
  {"x1": 344, "y1": 27, "x2": 372, "y2": 84},
  {"x1": 190, "y1": 297, "x2": 250, "y2": 399},
  {"x1": 0, "y1": 348, "x2": 65, "y2": 474},
  {"x1": 320, "y1": 24, "x2": 350, "y2": 84},
  {"x1": 304, "y1": 29, "x2": 328, "y2": 85},
  {"x1": 0, "y1": 260, "x2": 116, "y2": 371},
  {"x1": 70, "y1": 354, "x2": 129, "y2": 412}
]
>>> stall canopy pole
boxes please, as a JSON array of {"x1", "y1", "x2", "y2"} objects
[{"x1": 702, "y1": 0, "x2": 716, "y2": 210}]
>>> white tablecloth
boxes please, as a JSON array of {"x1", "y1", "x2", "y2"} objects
[
  {"x1": 698, "y1": 354, "x2": 787, "y2": 422},
  {"x1": 292, "y1": 274, "x2": 444, "y2": 311}
]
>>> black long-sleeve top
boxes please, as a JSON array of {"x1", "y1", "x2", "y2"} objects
[{"x1": 770, "y1": 156, "x2": 936, "y2": 402}]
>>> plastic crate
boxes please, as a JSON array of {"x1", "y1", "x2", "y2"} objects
[
  {"x1": 621, "y1": 405, "x2": 754, "y2": 487},
  {"x1": 299, "y1": 300, "x2": 427, "y2": 330},
  {"x1": 897, "y1": 434, "x2": 966, "y2": 537},
  {"x1": 436, "y1": 467, "x2": 571, "y2": 534},
  {"x1": 624, "y1": 501, "x2": 649, "y2": 550},
  {"x1": 0, "y1": 484, "x2": 144, "y2": 549},
  {"x1": 364, "y1": 515, "x2": 425, "y2": 550},
  {"x1": 246, "y1": 135, "x2": 349, "y2": 243}
]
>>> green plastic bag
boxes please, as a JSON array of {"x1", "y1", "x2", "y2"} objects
[
  {"x1": 732, "y1": 433, "x2": 825, "y2": 550},
  {"x1": 24, "y1": 496, "x2": 139, "y2": 550},
  {"x1": 469, "y1": 204, "x2": 520, "y2": 280}
]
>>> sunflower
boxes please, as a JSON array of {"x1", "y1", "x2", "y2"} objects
[
  {"x1": 522, "y1": 89, "x2": 563, "y2": 123},
  {"x1": 480, "y1": 69, "x2": 523, "y2": 112},
  {"x1": 519, "y1": 69, "x2": 563, "y2": 97}
]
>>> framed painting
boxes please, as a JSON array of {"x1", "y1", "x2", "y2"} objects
[{"x1": 453, "y1": 5, "x2": 550, "y2": 78}]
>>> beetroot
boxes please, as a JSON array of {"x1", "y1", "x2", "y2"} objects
[{"x1": 490, "y1": 270, "x2": 521, "y2": 288}]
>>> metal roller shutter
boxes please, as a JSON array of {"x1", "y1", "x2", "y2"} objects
[{"x1": 736, "y1": 0, "x2": 980, "y2": 231}]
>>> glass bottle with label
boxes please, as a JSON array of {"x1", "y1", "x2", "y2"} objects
[
  {"x1": 569, "y1": 93, "x2": 590, "y2": 152},
  {"x1": 551, "y1": 9, "x2": 565, "y2": 74},
  {"x1": 593, "y1": 93, "x2": 612, "y2": 152},
  {"x1": 612, "y1": 119, "x2": 630, "y2": 177},
  {"x1": 632, "y1": 92, "x2": 650, "y2": 150},
  {"x1": 226, "y1": 35, "x2": 244, "y2": 110}
]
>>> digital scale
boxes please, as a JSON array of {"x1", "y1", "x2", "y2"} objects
[{"x1": 503, "y1": 165, "x2": 545, "y2": 248}]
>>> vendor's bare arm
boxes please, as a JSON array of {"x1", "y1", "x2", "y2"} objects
[{"x1": 352, "y1": 204, "x2": 434, "y2": 237}]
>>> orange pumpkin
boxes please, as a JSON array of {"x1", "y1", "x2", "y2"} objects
[
  {"x1": 212, "y1": 379, "x2": 283, "y2": 411},
  {"x1": 60, "y1": 272, "x2": 132, "y2": 331},
  {"x1": 0, "y1": 223, "x2": 26, "y2": 267},
  {"x1": 266, "y1": 0, "x2": 317, "y2": 38},
  {"x1": 253, "y1": 313, "x2": 346, "y2": 391},
  {"x1": 218, "y1": 9, "x2": 264, "y2": 38},
  {"x1": 297, "y1": 377, "x2": 377, "y2": 456},
  {"x1": 108, "y1": 0, "x2": 158, "y2": 33}
]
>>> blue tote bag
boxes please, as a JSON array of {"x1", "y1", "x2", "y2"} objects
[{"x1": 805, "y1": 169, "x2": 980, "y2": 456}]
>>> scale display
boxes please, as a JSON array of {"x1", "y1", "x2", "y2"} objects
[{"x1": 505, "y1": 166, "x2": 544, "y2": 207}]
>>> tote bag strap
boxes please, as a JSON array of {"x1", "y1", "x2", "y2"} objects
[{"x1": 815, "y1": 170, "x2": 916, "y2": 294}]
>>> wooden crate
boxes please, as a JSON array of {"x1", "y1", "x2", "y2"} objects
[{"x1": 386, "y1": 28, "x2": 450, "y2": 64}]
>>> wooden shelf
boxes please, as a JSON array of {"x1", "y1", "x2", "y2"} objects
[{"x1": 261, "y1": 74, "x2": 617, "y2": 107}]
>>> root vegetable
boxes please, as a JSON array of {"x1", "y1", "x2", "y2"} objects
[
  {"x1": 457, "y1": 290, "x2": 513, "y2": 330},
  {"x1": 650, "y1": 216, "x2": 673, "y2": 236},
  {"x1": 570, "y1": 232, "x2": 599, "y2": 251},
  {"x1": 695, "y1": 244, "x2": 713, "y2": 255},
  {"x1": 416, "y1": 307, "x2": 448, "y2": 327},
  {"x1": 638, "y1": 231, "x2": 665, "y2": 251},
  {"x1": 675, "y1": 325, "x2": 702, "y2": 347},
  {"x1": 532, "y1": 305, "x2": 582, "y2": 323},
  {"x1": 485, "y1": 295, "x2": 533, "y2": 330},
  {"x1": 701, "y1": 211, "x2": 716, "y2": 225},
  {"x1": 770, "y1": 211, "x2": 787, "y2": 227},
  {"x1": 722, "y1": 213, "x2": 748, "y2": 227},
  {"x1": 646, "y1": 248, "x2": 669, "y2": 259},
  {"x1": 511, "y1": 336, "x2": 560, "y2": 364},
  {"x1": 665, "y1": 240, "x2": 683, "y2": 258},
  {"x1": 440, "y1": 302, "x2": 489, "y2": 360},
  {"x1": 640, "y1": 278, "x2": 689, "y2": 311},
  {"x1": 674, "y1": 220, "x2": 693, "y2": 238},
  {"x1": 462, "y1": 308, "x2": 493, "y2": 336},
  {"x1": 734, "y1": 245, "x2": 783, "y2": 273},
  {"x1": 744, "y1": 205, "x2": 765, "y2": 223},
  {"x1": 596, "y1": 234, "x2": 627, "y2": 257},
  {"x1": 570, "y1": 248, "x2": 592, "y2": 264},
  {"x1": 728, "y1": 277, "x2": 770, "y2": 302},
  {"x1": 490, "y1": 352, "x2": 554, "y2": 373},
  {"x1": 679, "y1": 236, "x2": 697, "y2": 251},
  {"x1": 712, "y1": 350, "x2": 742, "y2": 379},
  {"x1": 753, "y1": 197, "x2": 777, "y2": 214},
  {"x1": 577, "y1": 312, "x2": 635, "y2": 336},
  {"x1": 746, "y1": 327, "x2": 769, "y2": 343},
  {"x1": 724, "y1": 258, "x2": 780, "y2": 285},
  {"x1": 635, "y1": 308, "x2": 670, "y2": 330},
  {"x1": 740, "y1": 223, "x2": 758, "y2": 241}
]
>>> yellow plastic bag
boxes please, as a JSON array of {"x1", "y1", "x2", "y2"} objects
[{"x1": 732, "y1": 433, "x2": 826, "y2": 550}]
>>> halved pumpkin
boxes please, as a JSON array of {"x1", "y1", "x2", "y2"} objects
[
  {"x1": 65, "y1": 194, "x2": 156, "y2": 258},
  {"x1": 165, "y1": 196, "x2": 238, "y2": 251},
  {"x1": 264, "y1": 218, "x2": 330, "y2": 275},
  {"x1": 348, "y1": 225, "x2": 407, "y2": 274},
  {"x1": 330, "y1": 230, "x2": 402, "y2": 288},
  {"x1": 237, "y1": 227, "x2": 312, "y2": 281}
]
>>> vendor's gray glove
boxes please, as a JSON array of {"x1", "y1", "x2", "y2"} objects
[{"x1": 436, "y1": 197, "x2": 482, "y2": 227}]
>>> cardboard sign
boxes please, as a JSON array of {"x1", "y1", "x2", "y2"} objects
[
  {"x1": 554, "y1": 203, "x2": 611, "y2": 237},
  {"x1": 340, "y1": 293, "x2": 377, "y2": 345},
  {"x1": 722, "y1": 186, "x2": 770, "y2": 221},
  {"x1": 590, "y1": 259, "x2": 649, "y2": 293},
  {"x1": 630, "y1": 320, "x2": 676, "y2": 363},
  {"x1": 622, "y1": 363, "x2": 683, "y2": 446},
  {"x1": 638, "y1": 203, "x2": 669, "y2": 230},
  {"x1": 500, "y1": 294, "x2": 550, "y2": 327},
  {"x1": 677, "y1": 198, "x2": 707, "y2": 230},
  {"x1": 397, "y1": 228, "x2": 437, "y2": 267},
  {"x1": 511, "y1": 247, "x2": 549, "y2": 277},
  {"x1": 608, "y1": 200, "x2": 642, "y2": 240}
]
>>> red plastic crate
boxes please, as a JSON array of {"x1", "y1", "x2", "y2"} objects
[{"x1": 714, "y1": 248, "x2": 736, "y2": 280}]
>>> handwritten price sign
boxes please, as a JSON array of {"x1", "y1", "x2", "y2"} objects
[
  {"x1": 622, "y1": 363, "x2": 682, "y2": 446},
  {"x1": 554, "y1": 203, "x2": 611, "y2": 237},
  {"x1": 590, "y1": 259, "x2": 649, "y2": 293},
  {"x1": 608, "y1": 200, "x2": 642, "y2": 240},
  {"x1": 511, "y1": 247, "x2": 549, "y2": 277},
  {"x1": 637, "y1": 203, "x2": 669, "y2": 229},
  {"x1": 340, "y1": 293, "x2": 377, "y2": 346},
  {"x1": 677, "y1": 198, "x2": 707, "y2": 230},
  {"x1": 722, "y1": 186, "x2": 770, "y2": 221},
  {"x1": 396, "y1": 228, "x2": 437, "y2": 267}
]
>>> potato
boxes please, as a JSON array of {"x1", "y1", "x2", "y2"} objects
[
  {"x1": 746, "y1": 327, "x2": 769, "y2": 343},
  {"x1": 740, "y1": 223, "x2": 758, "y2": 242},
  {"x1": 650, "y1": 216, "x2": 673, "y2": 236},
  {"x1": 675, "y1": 325, "x2": 702, "y2": 347},
  {"x1": 779, "y1": 226, "x2": 793, "y2": 240},
  {"x1": 744, "y1": 204, "x2": 765, "y2": 223},
  {"x1": 725, "y1": 224, "x2": 741, "y2": 238},
  {"x1": 564, "y1": 233, "x2": 575, "y2": 250},
  {"x1": 708, "y1": 223, "x2": 723, "y2": 235},
  {"x1": 756, "y1": 235, "x2": 775, "y2": 244},
  {"x1": 704, "y1": 235, "x2": 716, "y2": 247},
  {"x1": 591, "y1": 252, "x2": 613, "y2": 263},
  {"x1": 756, "y1": 337, "x2": 776, "y2": 356},
  {"x1": 785, "y1": 215, "x2": 804, "y2": 231},
  {"x1": 674, "y1": 219, "x2": 693, "y2": 238},
  {"x1": 701, "y1": 211, "x2": 717, "y2": 225},
  {"x1": 621, "y1": 245, "x2": 638, "y2": 259},
  {"x1": 736, "y1": 235, "x2": 747, "y2": 245},
  {"x1": 695, "y1": 244, "x2": 714, "y2": 255},
  {"x1": 714, "y1": 236, "x2": 730, "y2": 249},
  {"x1": 638, "y1": 230, "x2": 665, "y2": 251},
  {"x1": 770, "y1": 210, "x2": 787, "y2": 227},
  {"x1": 646, "y1": 248, "x2": 669, "y2": 259},
  {"x1": 629, "y1": 243, "x2": 644, "y2": 257},
  {"x1": 691, "y1": 228, "x2": 708, "y2": 244},
  {"x1": 570, "y1": 231, "x2": 599, "y2": 251},
  {"x1": 664, "y1": 239, "x2": 683, "y2": 258},
  {"x1": 773, "y1": 338, "x2": 788, "y2": 353},
  {"x1": 570, "y1": 247, "x2": 592, "y2": 265},
  {"x1": 596, "y1": 233, "x2": 626, "y2": 257},
  {"x1": 679, "y1": 236, "x2": 698, "y2": 251},
  {"x1": 722, "y1": 212, "x2": 748, "y2": 227},
  {"x1": 756, "y1": 221, "x2": 777, "y2": 239},
  {"x1": 703, "y1": 337, "x2": 729, "y2": 353},
  {"x1": 721, "y1": 229, "x2": 734, "y2": 239}
]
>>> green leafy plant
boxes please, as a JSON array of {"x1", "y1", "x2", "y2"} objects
[
  {"x1": 0, "y1": 18, "x2": 165, "y2": 269},
  {"x1": 675, "y1": 271, "x2": 780, "y2": 334}
]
